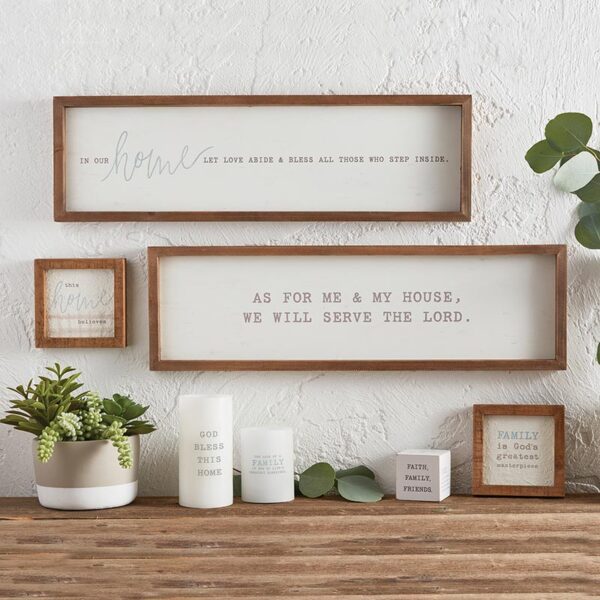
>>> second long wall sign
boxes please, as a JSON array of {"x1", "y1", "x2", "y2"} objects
[
  {"x1": 54, "y1": 95, "x2": 471, "y2": 222},
  {"x1": 148, "y1": 245, "x2": 566, "y2": 371}
]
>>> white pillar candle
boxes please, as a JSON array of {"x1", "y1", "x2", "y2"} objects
[
  {"x1": 240, "y1": 426, "x2": 294, "y2": 503},
  {"x1": 178, "y1": 394, "x2": 233, "y2": 509}
]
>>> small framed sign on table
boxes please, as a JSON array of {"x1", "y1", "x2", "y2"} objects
[
  {"x1": 472, "y1": 404, "x2": 565, "y2": 497},
  {"x1": 54, "y1": 95, "x2": 471, "y2": 222},
  {"x1": 34, "y1": 258, "x2": 126, "y2": 348}
]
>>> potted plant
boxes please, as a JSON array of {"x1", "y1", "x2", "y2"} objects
[{"x1": 0, "y1": 364, "x2": 155, "y2": 510}]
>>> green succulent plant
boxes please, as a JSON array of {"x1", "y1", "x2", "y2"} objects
[
  {"x1": 100, "y1": 394, "x2": 156, "y2": 468},
  {"x1": 1, "y1": 364, "x2": 156, "y2": 468},
  {"x1": 0, "y1": 364, "x2": 87, "y2": 436},
  {"x1": 101, "y1": 393, "x2": 156, "y2": 436}
]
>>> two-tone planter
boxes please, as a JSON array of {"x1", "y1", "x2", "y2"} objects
[{"x1": 33, "y1": 436, "x2": 139, "y2": 510}]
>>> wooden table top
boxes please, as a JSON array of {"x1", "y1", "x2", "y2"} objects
[{"x1": 1, "y1": 495, "x2": 598, "y2": 598}]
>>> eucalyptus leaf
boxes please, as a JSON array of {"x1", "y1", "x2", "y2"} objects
[
  {"x1": 335, "y1": 465, "x2": 375, "y2": 480},
  {"x1": 597, "y1": 343, "x2": 600, "y2": 365},
  {"x1": 337, "y1": 475, "x2": 384, "y2": 503},
  {"x1": 298, "y1": 462, "x2": 336, "y2": 498},
  {"x1": 575, "y1": 173, "x2": 600, "y2": 203},
  {"x1": 575, "y1": 213, "x2": 600, "y2": 249},
  {"x1": 524, "y1": 140, "x2": 564, "y2": 173},
  {"x1": 577, "y1": 202, "x2": 600, "y2": 218},
  {"x1": 545, "y1": 112, "x2": 593, "y2": 152},
  {"x1": 560, "y1": 154, "x2": 576, "y2": 166},
  {"x1": 553, "y1": 151, "x2": 598, "y2": 192}
]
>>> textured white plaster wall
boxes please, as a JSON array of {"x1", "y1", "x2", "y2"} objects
[{"x1": 2, "y1": 0, "x2": 600, "y2": 496}]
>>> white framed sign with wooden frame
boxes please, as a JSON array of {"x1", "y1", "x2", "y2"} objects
[
  {"x1": 54, "y1": 95, "x2": 471, "y2": 222},
  {"x1": 34, "y1": 258, "x2": 127, "y2": 348},
  {"x1": 147, "y1": 245, "x2": 566, "y2": 371},
  {"x1": 472, "y1": 404, "x2": 565, "y2": 498}
]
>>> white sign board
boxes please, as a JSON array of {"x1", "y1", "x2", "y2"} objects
[
  {"x1": 54, "y1": 96, "x2": 471, "y2": 221},
  {"x1": 483, "y1": 415, "x2": 555, "y2": 487},
  {"x1": 45, "y1": 268, "x2": 115, "y2": 338},
  {"x1": 148, "y1": 246, "x2": 566, "y2": 371}
]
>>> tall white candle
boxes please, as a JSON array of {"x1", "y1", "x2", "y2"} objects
[
  {"x1": 240, "y1": 426, "x2": 294, "y2": 503},
  {"x1": 178, "y1": 394, "x2": 233, "y2": 509}
]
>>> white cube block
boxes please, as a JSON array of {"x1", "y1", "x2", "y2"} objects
[{"x1": 396, "y1": 449, "x2": 451, "y2": 502}]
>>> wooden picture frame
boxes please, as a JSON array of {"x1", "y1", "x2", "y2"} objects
[
  {"x1": 472, "y1": 404, "x2": 565, "y2": 497},
  {"x1": 148, "y1": 245, "x2": 566, "y2": 371},
  {"x1": 54, "y1": 94, "x2": 471, "y2": 222},
  {"x1": 34, "y1": 258, "x2": 126, "y2": 348}
]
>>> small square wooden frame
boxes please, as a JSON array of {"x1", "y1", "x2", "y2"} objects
[
  {"x1": 34, "y1": 258, "x2": 126, "y2": 348},
  {"x1": 472, "y1": 404, "x2": 565, "y2": 498}
]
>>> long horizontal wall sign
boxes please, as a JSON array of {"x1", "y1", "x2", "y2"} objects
[
  {"x1": 54, "y1": 95, "x2": 471, "y2": 222},
  {"x1": 148, "y1": 245, "x2": 566, "y2": 371}
]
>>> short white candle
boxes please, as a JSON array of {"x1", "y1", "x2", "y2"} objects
[
  {"x1": 178, "y1": 394, "x2": 233, "y2": 509},
  {"x1": 240, "y1": 426, "x2": 294, "y2": 503}
]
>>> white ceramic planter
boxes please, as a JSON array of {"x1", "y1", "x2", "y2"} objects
[{"x1": 32, "y1": 436, "x2": 140, "y2": 510}]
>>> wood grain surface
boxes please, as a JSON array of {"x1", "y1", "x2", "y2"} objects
[{"x1": 0, "y1": 496, "x2": 598, "y2": 599}]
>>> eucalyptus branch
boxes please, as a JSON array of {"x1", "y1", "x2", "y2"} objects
[{"x1": 526, "y1": 111, "x2": 600, "y2": 363}]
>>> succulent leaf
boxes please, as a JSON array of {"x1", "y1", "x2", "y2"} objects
[{"x1": 1, "y1": 364, "x2": 156, "y2": 469}]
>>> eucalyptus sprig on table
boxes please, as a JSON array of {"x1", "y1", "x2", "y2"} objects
[
  {"x1": 298, "y1": 462, "x2": 384, "y2": 502},
  {"x1": 233, "y1": 462, "x2": 384, "y2": 503}
]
